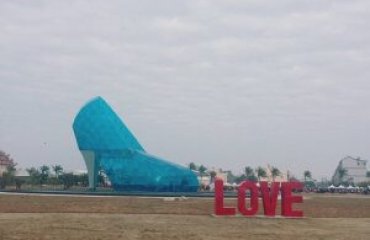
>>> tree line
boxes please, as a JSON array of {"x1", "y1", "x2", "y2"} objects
[
  {"x1": 0, "y1": 150, "x2": 94, "y2": 190},
  {"x1": 189, "y1": 161, "x2": 315, "y2": 185},
  {"x1": 2, "y1": 149, "x2": 368, "y2": 191},
  {"x1": 24, "y1": 164, "x2": 90, "y2": 190}
]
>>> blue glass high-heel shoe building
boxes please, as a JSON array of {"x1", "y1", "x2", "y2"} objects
[{"x1": 73, "y1": 97, "x2": 199, "y2": 192}]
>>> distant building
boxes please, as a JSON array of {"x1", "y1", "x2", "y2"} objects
[
  {"x1": 14, "y1": 168, "x2": 29, "y2": 177},
  {"x1": 211, "y1": 168, "x2": 229, "y2": 183},
  {"x1": 259, "y1": 165, "x2": 289, "y2": 183},
  {"x1": 332, "y1": 156, "x2": 369, "y2": 185},
  {"x1": 194, "y1": 168, "x2": 229, "y2": 188},
  {"x1": 0, "y1": 154, "x2": 13, "y2": 176}
]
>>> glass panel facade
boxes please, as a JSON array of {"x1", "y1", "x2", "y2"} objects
[{"x1": 73, "y1": 97, "x2": 199, "y2": 192}]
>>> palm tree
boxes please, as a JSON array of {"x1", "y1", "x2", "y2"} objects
[
  {"x1": 26, "y1": 167, "x2": 41, "y2": 185},
  {"x1": 256, "y1": 167, "x2": 267, "y2": 182},
  {"x1": 244, "y1": 166, "x2": 257, "y2": 181},
  {"x1": 52, "y1": 165, "x2": 63, "y2": 178},
  {"x1": 189, "y1": 162, "x2": 197, "y2": 171},
  {"x1": 244, "y1": 166, "x2": 254, "y2": 177},
  {"x1": 50, "y1": 165, "x2": 63, "y2": 187},
  {"x1": 271, "y1": 167, "x2": 280, "y2": 182},
  {"x1": 198, "y1": 165, "x2": 207, "y2": 177},
  {"x1": 303, "y1": 170, "x2": 311, "y2": 183},
  {"x1": 39, "y1": 165, "x2": 50, "y2": 185}
]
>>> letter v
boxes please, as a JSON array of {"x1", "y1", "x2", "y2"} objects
[{"x1": 260, "y1": 181, "x2": 280, "y2": 216}]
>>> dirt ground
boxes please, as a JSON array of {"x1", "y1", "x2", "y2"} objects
[{"x1": 0, "y1": 193, "x2": 369, "y2": 240}]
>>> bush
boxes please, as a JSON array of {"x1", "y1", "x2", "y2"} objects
[
  {"x1": 15, "y1": 178, "x2": 25, "y2": 190},
  {"x1": 60, "y1": 173, "x2": 74, "y2": 190}
]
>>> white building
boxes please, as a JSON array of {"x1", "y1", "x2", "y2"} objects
[
  {"x1": 332, "y1": 156, "x2": 369, "y2": 185},
  {"x1": 194, "y1": 168, "x2": 229, "y2": 188}
]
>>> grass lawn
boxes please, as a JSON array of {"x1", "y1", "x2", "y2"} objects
[{"x1": 0, "y1": 193, "x2": 369, "y2": 239}]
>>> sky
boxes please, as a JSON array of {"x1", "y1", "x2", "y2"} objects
[{"x1": 1, "y1": 0, "x2": 370, "y2": 180}]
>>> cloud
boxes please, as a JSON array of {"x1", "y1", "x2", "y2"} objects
[{"x1": 1, "y1": 0, "x2": 370, "y2": 179}]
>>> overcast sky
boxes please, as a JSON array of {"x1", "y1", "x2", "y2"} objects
[{"x1": 1, "y1": 0, "x2": 370, "y2": 180}]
